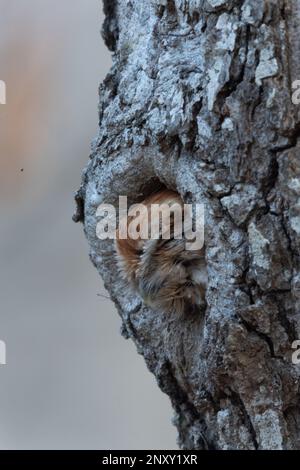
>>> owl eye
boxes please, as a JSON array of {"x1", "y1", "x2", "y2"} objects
[
  {"x1": 173, "y1": 259, "x2": 182, "y2": 266},
  {"x1": 181, "y1": 260, "x2": 191, "y2": 268},
  {"x1": 154, "y1": 238, "x2": 172, "y2": 252}
]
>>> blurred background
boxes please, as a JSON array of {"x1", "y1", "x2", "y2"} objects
[{"x1": 0, "y1": 0, "x2": 176, "y2": 449}]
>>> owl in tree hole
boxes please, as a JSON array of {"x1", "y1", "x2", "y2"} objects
[{"x1": 115, "y1": 189, "x2": 207, "y2": 315}]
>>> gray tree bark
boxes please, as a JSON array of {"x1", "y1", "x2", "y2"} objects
[{"x1": 74, "y1": 0, "x2": 300, "y2": 450}]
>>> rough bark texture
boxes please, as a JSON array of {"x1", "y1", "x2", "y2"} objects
[{"x1": 75, "y1": 0, "x2": 300, "y2": 450}]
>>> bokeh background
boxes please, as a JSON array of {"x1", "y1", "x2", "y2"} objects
[{"x1": 0, "y1": 0, "x2": 176, "y2": 449}]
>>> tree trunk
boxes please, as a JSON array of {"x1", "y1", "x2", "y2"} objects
[{"x1": 74, "y1": 0, "x2": 300, "y2": 450}]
